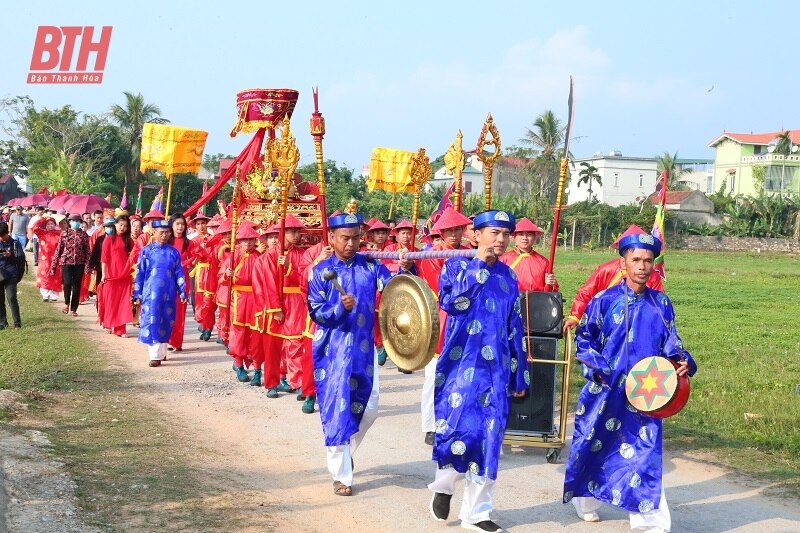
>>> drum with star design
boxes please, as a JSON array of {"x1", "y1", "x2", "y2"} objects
[{"x1": 625, "y1": 356, "x2": 690, "y2": 418}]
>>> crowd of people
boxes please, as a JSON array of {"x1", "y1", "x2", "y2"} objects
[{"x1": 0, "y1": 200, "x2": 697, "y2": 533}]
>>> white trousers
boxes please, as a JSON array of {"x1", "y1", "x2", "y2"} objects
[
  {"x1": 428, "y1": 467, "x2": 495, "y2": 525},
  {"x1": 572, "y1": 485, "x2": 670, "y2": 531},
  {"x1": 39, "y1": 288, "x2": 59, "y2": 300},
  {"x1": 326, "y1": 349, "x2": 380, "y2": 487},
  {"x1": 147, "y1": 342, "x2": 167, "y2": 361},
  {"x1": 420, "y1": 357, "x2": 437, "y2": 432}
]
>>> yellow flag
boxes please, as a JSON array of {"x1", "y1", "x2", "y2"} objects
[
  {"x1": 367, "y1": 147, "x2": 415, "y2": 193},
  {"x1": 139, "y1": 123, "x2": 209, "y2": 175}
]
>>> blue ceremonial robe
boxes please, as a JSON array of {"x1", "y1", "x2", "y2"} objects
[
  {"x1": 432, "y1": 256, "x2": 527, "y2": 480},
  {"x1": 563, "y1": 282, "x2": 697, "y2": 513},
  {"x1": 133, "y1": 242, "x2": 187, "y2": 345},
  {"x1": 308, "y1": 255, "x2": 394, "y2": 447}
]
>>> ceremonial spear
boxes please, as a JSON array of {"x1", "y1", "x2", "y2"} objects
[
  {"x1": 546, "y1": 76, "x2": 575, "y2": 287},
  {"x1": 310, "y1": 87, "x2": 329, "y2": 244}
]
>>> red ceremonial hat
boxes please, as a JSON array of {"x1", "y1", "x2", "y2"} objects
[
  {"x1": 513, "y1": 217, "x2": 544, "y2": 235},
  {"x1": 367, "y1": 219, "x2": 389, "y2": 232},
  {"x1": 190, "y1": 212, "x2": 210, "y2": 225},
  {"x1": 611, "y1": 224, "x2": 646, "y2": 249},
  {"x1": 263, "y1": 223, "x2": 280, "y2": 234},
  {"x1": 432, "y1": 206, "x2": 471, "y2": 232},
  {"x1": 236, "y1": 222, "x2": 261, "y2": 241},
  {"x1": 143, "y1": 209, "x2": 164, "y2": 221},
  {"x1": 364, "y1": 217, "x2": 377, "y2": 229},
  {"x1": 216, "y1": 218, "x2": 233, "y2": 233},
  {"x1": 329, "y1": 209, "x2": 342, "y2": 217},
  {"x1": 283, "y1": 213, "x2": 305, "y2": 229},
  {"x1": 392, "y1": 219, "x2": 414, "y2": 232}
]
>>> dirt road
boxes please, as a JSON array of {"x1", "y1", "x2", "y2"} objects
[{"x1": 12, "y1": 307, "x2": 800, "y2": 532}]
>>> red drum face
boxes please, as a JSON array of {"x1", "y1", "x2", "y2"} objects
[{"x1": 625, "y1": 356, "x2": 690, "y2": 418}]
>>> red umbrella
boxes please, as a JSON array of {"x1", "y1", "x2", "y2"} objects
[
  {"x1": 18, "y1": 193, "x2": 51, "y2": 207},
  {"x1": 5, "y1": 197, "x2": 21, "y2": 206},
  {"x1": 62, "y1": 194, "x2": 111, "y2": 214},
  {"x1": 47, "y1": 194, "x2": 74, "y2": 210}
]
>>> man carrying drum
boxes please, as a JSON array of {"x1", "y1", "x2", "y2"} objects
[{"x1": 562, "y1": 232, "x2": 697, "y2": 533}]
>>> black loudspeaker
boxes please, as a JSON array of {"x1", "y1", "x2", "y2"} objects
[
  {"x1": 506, "y1": 336, "x2": 558, "y2": 434},
  {"x1": 520, "y1": 291, "x2": 564, "y2": 338}
]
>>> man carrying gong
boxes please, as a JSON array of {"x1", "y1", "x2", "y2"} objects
[{"x1": 563, "y1": 232, "x2": 697, "y2": 533}]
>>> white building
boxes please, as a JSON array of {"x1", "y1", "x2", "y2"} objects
[
  {"x1": 426, "y1": 151, "x2": 486, "y2": 194},
  {"x1": 568, "y1": 152, "x2": 658, "y2": 206}
]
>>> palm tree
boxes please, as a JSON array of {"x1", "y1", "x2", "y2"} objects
[
  {"x1": 577, "y1": 162, "x2": 602, "y2": 202},
  {"x1": 520, "y1": 110, "x2": 565, "y2": 160},
  {"x1": 108, "y1": 92, "x2": 169, "y2": 187},
  {"x1": 656, "y1": 151, "x2": 691, "y2": 190},
  {"x1": 519, "y1": 110, "x2": 567, "y2": 201}
]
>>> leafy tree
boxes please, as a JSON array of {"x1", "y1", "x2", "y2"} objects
[
  {"x1": 519, "y1": 111, "x2": 568, "y2": 202},
  {"x1": 577, "y1": 161, "x2": 602, "y2": 202},
  {"x1": 108, "y1": 92, "x2": 169, "y2": 188}
]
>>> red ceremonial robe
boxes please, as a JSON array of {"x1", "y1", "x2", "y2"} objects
[
  {"x1": 260, "y1": 245, "x2": 306, "y2": 389},
  {"x1": 192, "y1": 233, "x2": 218, "y2": 332},
  {"x1": 499, "y1": 248, "x2": 559, "y2": 292},
  {"x1": 567, "y1": 257, "x2": 664, "y2": 322},
  {"x1": 297, "y1": 242, "x2": 324, "y2": 397},
  {"x1": 99, "y1": 235, "x2": 134, "y2": 335},
  {"x1": 222, "y1": 249, "x2": 261, "y2": 364},
  {"x1": 167, "y1": 237, "x2": 198, "y2": 350},
  {"x1": 215, "y1": 244, "x2": 232, "y2": 344}
]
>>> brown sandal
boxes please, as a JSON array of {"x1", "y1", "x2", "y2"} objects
[
  {"x1": 62, "y1": 306, "x2": 69, "y2": 314},
  {"x1": 333, "y1": 480, "x2": 352, "y2": 496}
]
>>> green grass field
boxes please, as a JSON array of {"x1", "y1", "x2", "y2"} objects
[{"x1": 551, "y1": 246, "x2": 800, "y2": 486}]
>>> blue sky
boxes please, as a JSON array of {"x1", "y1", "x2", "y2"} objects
[{"x1": 2, "y1": 1, "x2": 797, "y2": 175}]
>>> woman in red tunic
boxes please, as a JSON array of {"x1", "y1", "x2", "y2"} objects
[
  {"x1": 33, "y1": 216, "x2": 63, "y2": 301},
  {"x1": 99, "y1": 215, "x2": 135, "y2": 336},
  {"x1": 167, "y1": 214, "x2": 198, "y2": 351}
]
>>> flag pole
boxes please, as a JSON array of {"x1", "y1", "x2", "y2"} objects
[{"x1": 164, "y1": 174, "x2": 175, "y2": 217}]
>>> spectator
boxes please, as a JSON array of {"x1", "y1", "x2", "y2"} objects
[
  {"x1": 9, "y1": 206, "x2": 30, "y2": 250},
  {"x1": 0, "y1": 221, "x2": 25, "y2": 329},
  {"x1": 87, "y1": 210, "x2": 104, "y2": 236},
  {"x1": 49, "y1": 214, "x2": 91, "y2": 317},
  {"x1": 28, "y1": 206, "x2": 46, "y2": 266}
]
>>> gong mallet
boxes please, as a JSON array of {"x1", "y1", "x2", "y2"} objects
[{"x1": 322, "y1": 269, "x2": 346, "y2": 296}]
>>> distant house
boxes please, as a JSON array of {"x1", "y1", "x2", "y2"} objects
[
  {"x1": 708, "y1": 130, "x2": 800, "y2": 195},
  {"x1": 648, "y1": 190, "x2": 722, "y2": 226},
  {"x1": 426, "y1": 151, "x2": 528, "y2": 197},
  {"x1": 568, "y1": 152, "x2": 658, "y2": 206}
]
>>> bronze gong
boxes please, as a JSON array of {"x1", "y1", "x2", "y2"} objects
[{"x1": 379, "y1": 274, "x2": 439, "y2": 371}]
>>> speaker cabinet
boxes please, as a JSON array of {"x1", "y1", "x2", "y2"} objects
[
  {"x1": 521, "y1": 291, "x2": 563, "y2": 338},
  {"x1": 507, "y1": 336, "x2": 558, "y2": 434}
]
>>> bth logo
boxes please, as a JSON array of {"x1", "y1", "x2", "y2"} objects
[{"x1": 28, "y1": 26, "x2": 112, "y2": 84}]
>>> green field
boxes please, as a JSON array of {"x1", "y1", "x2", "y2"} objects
[{"x1": 551, "y1": 247, "x2": 800, "y2": 486}]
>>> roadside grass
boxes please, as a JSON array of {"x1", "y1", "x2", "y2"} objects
[
  {"x1": 0, "y1": 280, "x2": 263, "y2": 531},
  {"x1": 548, "y1": 246, "x2": 800, "y2": 492}
]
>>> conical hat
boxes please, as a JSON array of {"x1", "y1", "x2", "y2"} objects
[
  {"x1": 513, "y1": 217, "x2": 544, "y2": 234},
  {"x1": 432, "y1": 207, "x2": 471, "y2": 232}
]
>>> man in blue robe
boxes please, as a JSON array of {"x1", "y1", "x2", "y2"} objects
[
  {"x1": 563, "y1": 233, "x2": 697, "y2": 533},
  {"x1": 133, "y1": 219, "x2": 187, "y2": 367},
  {"x1": 307, "y1": 213, "x2": 412, "y2": 496},
  {"x1": 428, "y1": 210, "x2": 528, "y2": 533}
]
